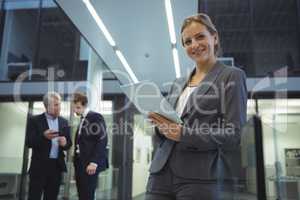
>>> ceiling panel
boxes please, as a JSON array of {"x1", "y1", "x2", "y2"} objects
[{"x1": 55, "y1": 0, "x2": 197, "y2": 89}]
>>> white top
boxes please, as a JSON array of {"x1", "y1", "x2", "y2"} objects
[
  {"x1": 176, "y1": 86, "x2": 197, "y2": 117},
  {"x1": 78, "y1": 108, "x2": 89, "y2": 135}
]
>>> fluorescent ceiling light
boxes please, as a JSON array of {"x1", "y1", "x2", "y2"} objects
[
  {"x1": 115, "y1": 50, "x2": 139, "y2": 83},
  {"x1": 172, "y1": 48, "x2": 181, "y2": 78},
  {"x1": 165, "y1": 0, "x2": 181, "y2": 77},
  {"x1": 82, "y1": 0, "x2": 116, "y2": 47},
  {"x1": 82, "y1": 0, "x2": 139, "y2": 83},
  {"x1": 164, "y1": 0, "x2": 176, "y2": 44}
]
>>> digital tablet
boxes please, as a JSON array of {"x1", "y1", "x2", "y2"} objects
[{"x1": 120, "y1": 81, "x2": 182, "y2": 124}]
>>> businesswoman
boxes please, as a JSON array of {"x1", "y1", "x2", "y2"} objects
[{"x1": 146, "y1": 13, "x2": 247, "y2": 200}]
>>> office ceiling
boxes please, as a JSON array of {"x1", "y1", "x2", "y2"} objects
[{"x1": 55, "y1": 0, "x2": 197, "y2": 90}]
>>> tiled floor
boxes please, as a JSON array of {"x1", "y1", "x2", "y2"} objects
[{"x1": 0, "y1": 191, "x2": 277, "y2": 200}]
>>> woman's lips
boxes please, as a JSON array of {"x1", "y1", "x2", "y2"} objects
[{"x1": 192, "y1": 47, "x2": 205, "y2": 56}]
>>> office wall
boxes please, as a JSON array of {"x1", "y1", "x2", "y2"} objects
[
  {"x1": 0, "y1": 103, "x2": 28, "y2": 174},
  {"x1": 263, "y1": 116, "x2": 300, "y2": 175},
  {"x1": 132, "y1": 115, "x2": 153, "y2": 198}
]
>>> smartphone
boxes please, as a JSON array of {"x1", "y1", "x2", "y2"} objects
[{"x1": 50, "y1": 131, "x2": 60, "y2": 136}]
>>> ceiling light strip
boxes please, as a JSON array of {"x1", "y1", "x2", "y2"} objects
[
  {"x1": 165, "y1": 0, "x2": 176, "y2": 44},
  {"x1": 115, "y1": 50, "x2": 139, "y2": 83},
  {"x1": 165, "y1": 0, "x2": 181, "y2": 78},
  {"x1": 172, "y1": 48, "x2": 181, "y2": 78},
  {"x1": 82, "y1": 0, "x2": 116, "y2": 46},
  {"x1": 82, "y1": 0, "x2": 139, "y2": 83}
]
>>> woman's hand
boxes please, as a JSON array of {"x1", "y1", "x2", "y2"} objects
[{"x1": 148, "y1": 112, "x2": 182, "y2": 142}]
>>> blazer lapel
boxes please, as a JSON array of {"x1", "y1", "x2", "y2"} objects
[
  {"x1": 41, "y1": 113, "x2": 50, "y2": 131},
  {"x1": 41, "y1": 113, "x2": 51, "y2": 147},
  {"x1": 180, "y1": 61, "x2": 225, "y2": 119},
  {"x1": 76, "y1": 111, "x2": 90, "y2": 138},
  {"x1": 58, "y1": 117, "x2": 63, "y2": 134}
]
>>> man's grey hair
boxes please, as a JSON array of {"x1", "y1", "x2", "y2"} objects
[{"x1": 43, "y1": 91, "x2": 61, "y2": 107}]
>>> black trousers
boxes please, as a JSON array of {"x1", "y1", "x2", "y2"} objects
[
  {"x1": 145, "y1": 164, "x2": 235, "y2": 200},
  {"x1": 74, "y1": 158, "x2": 98, "y2": 200},
  {"x1": 28, "y1": 159, "x2": 62, "y2": 200}
]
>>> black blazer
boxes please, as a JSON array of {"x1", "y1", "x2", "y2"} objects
[
  {"x1": 26, "y1": 113, "x2": 72, "y2": 175},
  {"x1": 150, "y1": 61, "x2": 247, "y2": 181},
  {"x1": 75, "y1": 111, "x2": 108, "y2": 173}
]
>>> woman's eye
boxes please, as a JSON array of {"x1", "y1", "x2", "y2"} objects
[
  {"x1": 196, "y1": 34, "x2": 204, "y2": 40},
  {"x1": 184, "y1": 39, "x2": 192, "y2": 46}
]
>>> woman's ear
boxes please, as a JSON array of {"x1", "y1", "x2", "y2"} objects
[{"x1": 214, "y1": 35, "x2": 218, "y2": 45}]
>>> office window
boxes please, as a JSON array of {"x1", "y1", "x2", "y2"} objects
[
  {"x1": 35, "y1": 1, "x2": 80, "y2": 81},
  {"x1": 0, "y1": 0, "x2": 39, "y2": 81},
  {"x1": 200, "y1": 0, "x2": 300, "y2": 77},
  {"x1": 0, "y1": 0, "x2": 85, "y2": 82}
]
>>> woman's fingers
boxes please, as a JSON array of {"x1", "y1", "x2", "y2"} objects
[
  {"x1": 148, "y1": 113, "x2": 165, "y2": 125},
  {"x1": 149, "y1": 112, "x2": 173, "y2": 124},
  {"x1": 148, "y1": 112, "x2": 182, "y2": 141}
]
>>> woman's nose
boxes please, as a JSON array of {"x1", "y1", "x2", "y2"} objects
[{"x1": 191, "y1": 40, "x2": 199, "y2": 49}]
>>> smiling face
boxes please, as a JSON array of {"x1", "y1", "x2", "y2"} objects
[{"x1": 182, "y1": 22, "x2": 218, "y2": 66}]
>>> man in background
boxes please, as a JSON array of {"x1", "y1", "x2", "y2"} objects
[
  {"x1": 72, "y1": 92, "x2": 108, "y2": 200},
  {"x1": 26, "y1": 91, "x2": 72, "y2": 200}
]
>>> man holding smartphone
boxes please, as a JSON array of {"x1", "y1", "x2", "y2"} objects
[{"x1": 26, "y1": 92, "x2": 72, "y2": 200}]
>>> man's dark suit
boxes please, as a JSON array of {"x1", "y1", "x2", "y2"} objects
[
  {"x1": 26, "y1": 113, "x2": 71, "y2": 200},
  {"x1": 73, "y1": 111, "x2": 108, "y2": 200},
  {"x1": 146, "y1": 61, "x2": 247, "y2": 199}
]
